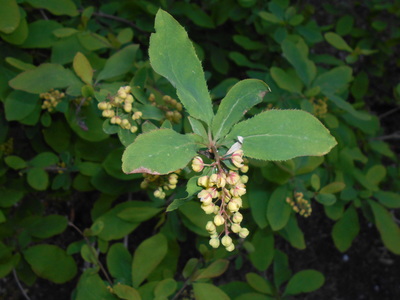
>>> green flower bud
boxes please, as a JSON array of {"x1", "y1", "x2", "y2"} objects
[
  {"x1": 225, "y1": 243, "x2": 235, "y2": 252},
  {"x1": 239, "y1": 227, "x2": 249, "y2": 238},
  {"x1": 231, "y1": 223, "x2": 241, "y2": 233},
  {"x1": 221, "y1": 235, "x2": 232, "y2": 247},
  {"x1": 209, "y1": 238, "x2": 220, "y2": 249},
  {"x1": 214, "y1": 214, "x2": 225, "y2": 226}
]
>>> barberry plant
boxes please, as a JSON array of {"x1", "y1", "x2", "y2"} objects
[{"x1": 121, "y1": 9, "x2": 337, "y2": 250}]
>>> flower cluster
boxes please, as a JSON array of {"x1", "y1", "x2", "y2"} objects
[
  {"x1": 73, "y1": 96, "x2": 92, "y2": 107},
  {"x1": 148, "y1": 93, "x2": 183, "y2": 123},
  {"x1": 286, "y1": 192, "x2": 312, "y2": 217},
  {"x1": 310, "y1": 97, "x2": 328, "y2": 118},
  {"x1": 140, "y1": 171, "x2": 180, "y2": 199},
  {"x1": 97, "y1": 86, "x2": 141, "y2": 133},
  {"x1": 192, "y1": 150, "x2": 250, "y2": 252},
  {"x1": 40, "y1": 89, "x2": 65, "y2": 112}
]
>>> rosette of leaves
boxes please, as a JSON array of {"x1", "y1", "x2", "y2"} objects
[{"x1": 122, "y1": 9, "x2": 337, "y2": 210}]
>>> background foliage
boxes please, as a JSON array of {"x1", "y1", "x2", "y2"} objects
[{"x1": 0, "y1": 0, "x2": 399, "y2": 299}]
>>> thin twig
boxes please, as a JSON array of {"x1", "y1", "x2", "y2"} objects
[
  {"x1": 378, "y1": 106, "x2": 400, "y2": 119},
  {"x1": 39, "y1": 9, "x2": 49, "y2": 20},
  {"x1": 89, "y1": 11, "x2": 146, "y2": 33},
  {"x1": 69, "y1": 222, "x2": 113, "y2": 286},
  {"x1": 376, "y1": 131, "x2": 400, "y2": 140},
  {"x1": 171, "y1": 259, "x2": 201, "y2": 300},
  {"x1": 13, "y1": 269, "x2": 31, "y2": 300}
]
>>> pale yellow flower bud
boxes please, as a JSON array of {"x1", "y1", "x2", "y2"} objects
[
  {"x1": 225, "y1": 243, "x2": 235, "y2": 252},
  {"x1": 130, "y1": 126, "x2": 138, "y2": 133},
  {"x1": 191, "y1": 156, "x2": 204, "y2": 172},
  {"x1": 214, "y1": 214, "x2": 225, "y2": 226},
  {"x1": 239, "y1": 227, "x2": 249, "y2": 238},
  {"x1": 201, "y1": 203, "x2": 215, "y2": 214},
  {"x1": 197, "y1": 176, "x2": 209, "y2": 187},
  {"x1": 206, "y1": 221, "x2": 216, "y2": 232},
  {"x1": 231, "y1": 150, "x2": 244, "y2": 168},
  {"x1": 125, "y1": 94, "x2": 134, "y2": 103},
  {"x1": 230, "y1": 183, "x2": 246, "y2": 197},
  {"x1": 209, "y1": 238, "x2": 220, "y2": 248},
  {"x1": 231, "y1": 223, "x2": 241, "y2": 233},
  {"x1": 221, "y1": 235, "x2": 232, "y2": 247},
  {"x1": 226, "y1": 171, "x2": 240, "y2": 185},
  {"x1": 232, "y1": 212, "x2": 243, "y2": 224},
  {"x1": 240, "y1": 165, "x2": 249, "y2": 173},
  {"x1": 240, "y1": 175, "x2": 249, "y2": 184}
]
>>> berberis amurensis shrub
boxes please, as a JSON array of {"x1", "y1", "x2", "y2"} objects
[{"x1": 1, "y1": 1, "x2": 400, "y2": 299}]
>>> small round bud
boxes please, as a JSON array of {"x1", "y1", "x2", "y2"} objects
[
  {"x1": 226, "y1": 171, "x2": 240, "y2": 185},
  {"x1": 239, "y1": 227, "x2": 249, "y2": 238},
  {"x1": 125, "y1": 94, "x2": 134, "y2": 103},
  {"x1": 201, "y1": 203, "x2": 215, "y2": 214},
  {"x1": 197, "y1": 176, "x2": 209, "y2": 187},
  {"x1": 240, "y1": 175, "x2": 249, "y2": 184},
  {"x1": 130, "y1": 126, "x2": 138, "y2": 133},
  {"x1": 240, "y1": 165, "x2": 249, "y2": 173},
  {"x1": 214, "y1": 214, "x2": 225, "y2": 226},
  {"x1": 124, "y1": 104, "x2": 132, "y2": 113},
  {"x1": 231, "y1": 223, "x2": 241, "y2": 233},
  {"x1": 232, "y1": 212, "x2": 243, "y2": 224},
  {"x1": 206, "y1": 221, "x2": 216, "y2": 232},
  {"x1": 191, "y1": 156, "x2": 204, "y2": 172},
  {"x1": 221, "y1": 235, "x2": 232, "y2": 247},
  {"x1": 231, "y1": 150, "x2": 244, "y2": 168},
  {"x1": 226, "y1": 243, "x2": 235, "y2": 252},
  {"x1": 209, "y1": 238, "x2": 220, "y2": 249}
]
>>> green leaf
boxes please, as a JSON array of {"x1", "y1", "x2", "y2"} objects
[
  {"x1": 282, "y1": 39, "x2": 316, "y2": 86},
  {"x1": 117, "y1": 207, "x2": 163, "y2": 223},
  {"x1": 313, "y1": 66, "x2": 353, "y2": 95},
  {"x1": 188, "y1": 117, "x2": 208, "y2": 141},
  {"x1": 73, "y1": 52, "x2": 93, "y2": 85},
  {"x1": 113, "y1": 284, "x2": 141, "y2": 300},
  {"x1": 324, "y1": 32, "x2": 353, "y2": 52},
  {"x1": 179, "y1": 202, "x2": 212, "y2": 237},
  {"x1": 23, "y1": 244, "x2": 77, "y2": 283},
  {"x1": 96, "y1": 45, "x2": 138, "y2": 81},
  {"x1": 103, "y1": 148, "x2": 140, "y2": 180},
  {"x1": 246, "y1": 272, "x2": 274, "y2": 295},
  {"x1": 122, "y1": 129, "x2": 200, "y2": 175},
  {"x1": 0, "y1": 0, "x2": 20, "y2": 34},
  {"x1": 194, "y1": 259, "x2": 229, "y2": 280},
  {"x1": 192, "y1": 283, "x2": 230, "y2": 300},
  {"x1": 273, "y1": 249, "x2": 292, "y2": 288},
  {"x1": 316, "y1": 193, "x2": 336, "y2": 206},
  {"x1": 280, "y1": 214, "x2": 306, "y2": 249},
  {"x1": 366, "y1": 165, "x2": 386, "y2": 186},
  {"x1": 5, "y1": 57, "x2": 35, "y2": 71},
  {"x1": 27, "y1": 167, "x2": 49, "y2": 191},
  {"x1": 149, "y1": 9, "x2": 213, "y2": 125},
  {"x1": 369, "y1": 200, "x2": 400, "y2": 255},
  {"x1": 270, "y1": 67, "x2": 303, "y2": 93},
  {"x1": 9, "y1": 63, "x2": 79, "y2": 94},
  {"x1": 248, "y1": 189, "x2": 269, "y2": 229},
  {"x1": 212, "y1": 79, "x2": 270, "y2": 141},
  {"x1": 319, "y1": 182, "x2": 346, "y2": 194},
  {"x1": 249, "y1": 229, "x2": 274, "y2": 271},
  {"x1": 4, "y1": 155, "x2": 27, "y2": 169},
  {"x1": 326, "y1": 94, "x2": 370, "y2": 121},
  {"x1": 131, "y1": 234, "x2": 168, "y2": 288},
  {"x1": 4, "y1": 90, "x2": 38, "y2": 121},
  {"x1": 30, "y1": 152, "x2": 59, "y2": 168},
  {"x1": 283, "y1": 270, "x2": 325, "y2": 296},
  {"x1": 226, "y1": 110, "x2": 337, "y2": 161},
  {"x1": 0, "y1": 17, "x2": 28, "y2": 45},
  {"x1": 106, "y1": 243, "x2": 132, "y2": 285},
  {"x1": 154, "y1": 278, "x2": 177, "y2": 299},
  {"x1": 332, "y1": 205, "x2": 359, "y2": 252},
  {"x1": 259, "y1": 11, "x2": 282, "y2": 24},
  {"x1": 27, "y1": 215, "x2": 68, "y2": 239},
  {"x1": 75, "y1": 270, "x2": 116, "y2": 300},
  {"x1": 21, "y1": 20, "x2": 62, "y2": 48},
  {"x1": 166, "y1": 176, "x2": 202, "y2": 212},
  {"x1": 25, "y1": 0, "x2": 78, "y2": 16},
  {"x1": 0, "y1": 189, "x2": 24, "y2": 207},
  {"x1": 267, "y1": 186, "x2": 291, "y2": 231},
  {"x1": 374, "y1": 191, "x2": 400, "y2": 209}
]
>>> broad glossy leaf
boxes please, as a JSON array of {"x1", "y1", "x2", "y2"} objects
[
  {"x1": 27, "y1": 167, "x2": 48, "y2": 191},
  {"x1": 24, "y1": 244, "x2": 77, "y2": 283},
  {"x1": 270, "y1": 67, "x2": 303, "y2": 93},
  {"x1": 246, "y1": 272, "x2": 274, "y2": 295},
  {"x1": 4, "y1": 90, "x2": 38, "y2": 121},
  {"x1": 313, "y1": 66, "x2": 352, "y2": 95},
  {"x1": 96, "y1": 45, "x2": 139, "y2": 81},
  {"x1": 212, "y1": 79, "x2": 270, "y2": 141},
  {"x1": 21, "y1": 20, "x2": 62, "y2": 48},
  {"x1": 27, "y1": 215, "x2": 67, "y2": 239},
  {"x1": 319, "y1": 182, "x2": 346, "y2": 194},
  {"x1": 194, "y1": 259, "x2": 229, "y2": 280},
  {"x1": 324, "y1": 32, "x2": 353, "y2": 52},
  {"x1": 113, "y1": 284, "x2": 141, "y2": 300},
  {"x1": 193, "y1": 283, "x2": 230, "y2": 300},
  {"x1": 249, "y1": 229, "x2": 274, "y2": 271},
  {"x1": 107, "y1": 243, "x2": 132, "y2": 285},
  {"x1": 73, "y1": 52, "x2": 93, "y2": 85},
  {"x1": 25, "y1": 0, "x2": 78, "y2": 16},
  {"x1": 332, "y1": 205, "x2": 359, "y2": 252},
  {"x1": 280, "y1": 214, "x2": 306, "y2": 249},
  {"x1": 117, "y1": 207, "x2": 162, "y2": 222},
  {"x1": 0, "y1": 0, "x2": 20, "y2": 34},
  {"x1": 122, "y1": 129, "x2": 200, "y2": 175},
  {"x1": 282, "y1": 39, "x2": 316, "y2": 86},
  {"x1": 75, "y1": 270, "x2": 116, "y2": 300},
  {"x1": 188, "y1": 117, "x2": 208, "y2": 141},
  {"x1": 326, "y1": 94, "x2": 370, "y2": 120},
  {"x1": 149, "y1": 9, "x2": 213, "y2": 125},
  {"x1": 374, "y1": 191, "x2": 400, "y2": 209},
  {"x1": 9, "y1": 63, "x2": 79, "y2": 94},
  {"x1": 131, "y1": 234, "x2": 168, "y2": 287},
  {"x1": 284, "y1": 270, "x2": 324, "y2": 296},
  {"x1": 267, "y1": 186, "x2": 291, "y2": 231},
  {"x1": 154, "y1": 278, "x2": 177, "y2": 298},
  {"x1": 225, "y1": 110, "x2": 337, "y2": 161},
  {"x1": 369, "y1": 200, "x2": 400, "y2": 255},
  {"x1": 0, "y1": 17, "x2": 28, "y2": 45}
]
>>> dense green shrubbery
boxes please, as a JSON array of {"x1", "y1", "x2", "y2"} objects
[{"x1": 0, "y1": 0, "x2": 399, "y2": 299}]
